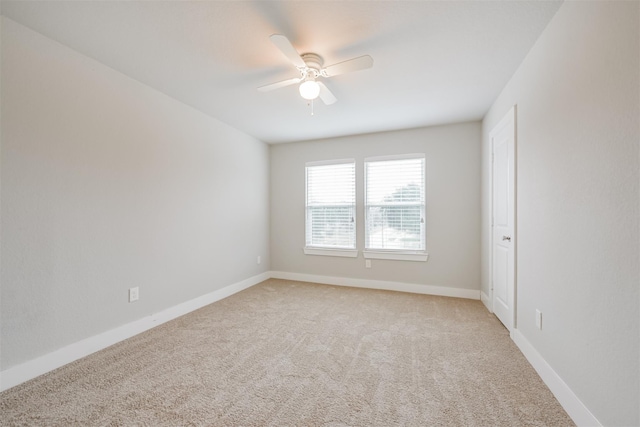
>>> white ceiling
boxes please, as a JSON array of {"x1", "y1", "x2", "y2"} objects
[{"x1": 1, "y1": 1, "x2": 562, "y2": 144}]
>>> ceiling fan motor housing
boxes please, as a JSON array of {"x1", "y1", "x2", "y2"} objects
[{"x1": 299, "y1": 53, "x2": 324, "y2": 78}]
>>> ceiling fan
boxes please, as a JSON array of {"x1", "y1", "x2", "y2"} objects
[{"x1": 258, "y1": 34, "x2": 374, "y2": 105}]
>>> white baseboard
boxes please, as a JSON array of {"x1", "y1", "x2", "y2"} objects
[
  {"x1": 480, "y1": 291, "x2": 492, "y2": 312},
  {"x1": 0, "y1": 272, "x2": 270, "y2": 392},
  {"x1": 1, "y1": 270, "x2": 600, "y2": 427},
  {"x1": 270, "y1": 271, "x2": 480, "y2": 300},
  {"x1": 511, "y1": 329, "x2": 601, "y2": 427}
]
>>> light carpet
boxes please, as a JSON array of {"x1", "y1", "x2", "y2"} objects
[{"x1": 0, "y1": 279, "x2": 574, "y2": 426}]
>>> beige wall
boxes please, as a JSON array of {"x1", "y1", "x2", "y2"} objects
[
  {"x1": 481, "y1": 2, "x2": 639, "y2": 425},
  {"x1": 271, "y1": 122, "x2": 481, "y2": 292},
  {"x1": 0, "y1": 18, "x2": 270, "y2": 369}
]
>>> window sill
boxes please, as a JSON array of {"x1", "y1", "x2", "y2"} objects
[
  {"x1": 303, "y1": 247, "x2": 359, "y2": 258},
  {"x1": 363, "y1": 250, "x2": 429, "y2": 262}
]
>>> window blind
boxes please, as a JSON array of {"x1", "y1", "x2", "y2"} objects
[
  {"x1": 305, "y1": 160, "x2": 356, "y2": 249},
  {"x1": 365, "y1": 155, "x2": 425, "y2": 251}
]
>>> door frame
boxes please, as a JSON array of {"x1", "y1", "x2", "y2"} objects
[{"x1": 489, "y1": 105, "x2": 517, "y2": 330}]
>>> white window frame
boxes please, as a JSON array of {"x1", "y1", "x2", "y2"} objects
[
  {"x1": 304, "y1": 159, "x2": 358, "y2": 258},
  {"x1": 363, "y1": 154, "x2": 428, "y2": 262}
]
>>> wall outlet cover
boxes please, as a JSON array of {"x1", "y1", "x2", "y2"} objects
[{"x1": 129, "y1": 287, "x2": 139, "y2": 303}]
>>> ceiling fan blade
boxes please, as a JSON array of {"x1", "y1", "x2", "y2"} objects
[
  {"x1": 270, "y1": 34, "x2": 306, "y2": 68},
  {"x1": 323, "y1": 55, "x2": 374, "y2": 77},
  {"x1": 318, "y1": 82, "x2": 337, "y2": 105},
  {"x1": 257, "y1": 77, "x2": 301, "y2": 92}
]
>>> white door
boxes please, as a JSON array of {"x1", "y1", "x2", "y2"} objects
[{"x1": 491, "y1": 106, "x2": 516, "y2": 331}]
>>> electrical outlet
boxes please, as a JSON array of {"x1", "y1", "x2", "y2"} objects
[
  {"x1": 257, "y1": 255, "x2": 261, "y2": 265},
  {"x1": 535, "y1": 309, "x2": 542, "y2": 330},
  {"x1": 129, "y1": 287, "x2": 139, "y2": 303},
  {"x1": 365, "y1": 259, "x2": 371, "y2": 268}
]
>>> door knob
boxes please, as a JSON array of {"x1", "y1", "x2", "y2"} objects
[{"x1": 502, "y1": 236, "x2": 511, "y2": 241}]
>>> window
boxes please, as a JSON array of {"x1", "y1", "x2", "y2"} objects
[
  {"x1": 305, "y1": 159, "x2": 357, "y2": 257},
  {"x1": 364, "y1": 154, "x2": 427, "y2": 261}
]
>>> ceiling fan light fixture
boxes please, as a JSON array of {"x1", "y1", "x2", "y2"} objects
[
  {"x1": 299, "y1": 79, "x2": 320, "y2": 100},
  {"x1": 259, "y1": 35, "x2": 373, "y2": 107}
]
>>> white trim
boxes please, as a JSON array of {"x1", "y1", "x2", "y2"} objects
[
  {"x1": 270, "y1": 271, "x2": 479, "y2": 300},
  {"x1": 0, "y1": 269, "x2": 600, "y2": 427},
  {"x1": 364, "y1": 153, "x2": 425, "y2": 162},
  {"x1": 511, "y1": 329, "x2": 601, "y2": 427},
  {"x1": 480, "y1": 291, "x2": 492, "y2": 312},
  {"x1": 303, "y1": 247, "x2": 358, "y2": 258},
  {"x1": 363, "y1": 250, "x2": 428, "y2": 262},
  {"x1": 0, "y1": 271, "x2": 270, "y2": 392},
  {"x1": 305, "y1": 158, "x2": 355, "y2": 167}
]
